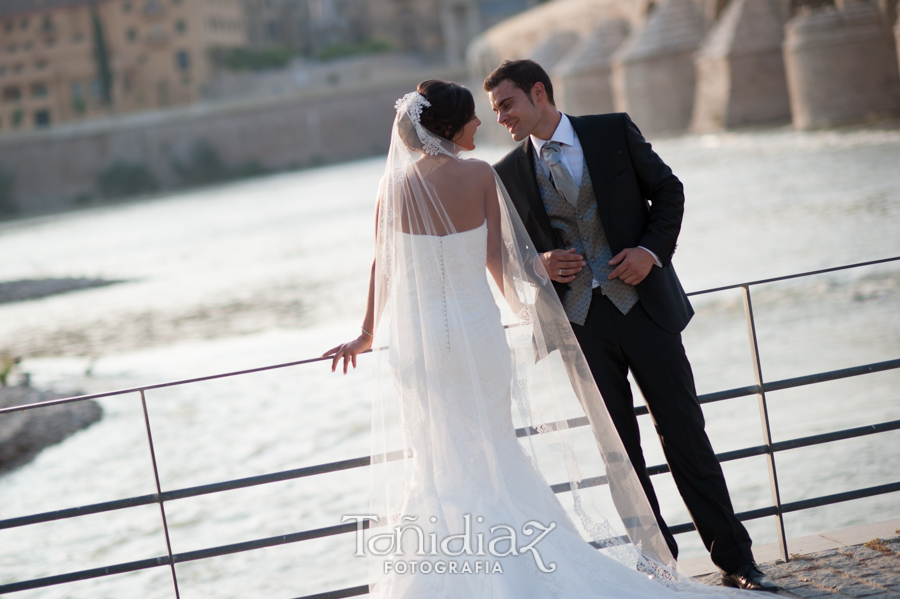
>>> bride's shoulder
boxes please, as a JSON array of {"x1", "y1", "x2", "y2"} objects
[{"x1": 457, "y1": 158, "x2": 495, "y2": 181}]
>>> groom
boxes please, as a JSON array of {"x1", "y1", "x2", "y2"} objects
[{"x1": 485, "y1": 59, "x2": 776, "y2": 591}]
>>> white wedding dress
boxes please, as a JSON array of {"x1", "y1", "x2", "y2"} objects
[{"x1": 373, "y1": 221, "x2": 733, "y2": 599}]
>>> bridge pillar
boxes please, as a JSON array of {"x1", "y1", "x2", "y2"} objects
[
  {"x1": 895, "y1": 1, "x2": 900, "y2": 75},
  {"x1": 553, "y1": 19, "x2": 629, "y2": 116},
  {"x1": 691, "y1": 0, "x2": 791, "y2": 131},
  {"x1": 611, "y1": 0, "x2": 705, "y2": 135},
  {"x1": 784, "y1": 0, "x2": 900, "y2": 128}
]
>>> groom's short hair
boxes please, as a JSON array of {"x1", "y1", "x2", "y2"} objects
[{"x1": 483, "y1": 59, "x2": 555, "y2": 106}]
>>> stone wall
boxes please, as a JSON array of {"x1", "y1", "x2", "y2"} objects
[{"x1": 0, "y1": 69, "x2": 463, "y2": 214}]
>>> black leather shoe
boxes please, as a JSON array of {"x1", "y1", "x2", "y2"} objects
[{"x1": 721, "y1": 562, "x2": 779, "y2": 591}]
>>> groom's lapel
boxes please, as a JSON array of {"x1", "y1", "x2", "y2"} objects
[
  {"x1": 516, "y1": 141, "x2": 555, "y2": 245},
  {"x1": 569, "y1": 114, "x2": 612, "y2": 235}
]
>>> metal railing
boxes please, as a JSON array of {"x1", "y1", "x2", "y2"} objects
[{"x1": 1, "y1": 255, "x2": 899, "y2": 598}]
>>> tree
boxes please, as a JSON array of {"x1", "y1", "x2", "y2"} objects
[
  {"x1": 0, "y1": 166, "x2": 15, "y2": 215},
  {"x1": 91, "y1": 3, "x2": 113, "y2": 107}
]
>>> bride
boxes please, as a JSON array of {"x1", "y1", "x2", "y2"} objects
[{"x1": 323, "y1": 80, "x2": 744, "y2": 598}]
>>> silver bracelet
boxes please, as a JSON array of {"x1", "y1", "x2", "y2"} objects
[{"x1": 361, "y1": 326, "x2": 373, "y2": 339}]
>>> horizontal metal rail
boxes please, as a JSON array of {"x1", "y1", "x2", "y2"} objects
[
  {"x1": 292, "y1": 585, "x2": 369, "y2": 599},
  {"x1": 0, "y1": 456, "x2": 372, "y2": 530},
  {"x1": 684, "y1": 255, "x2": 900, "y2": 297},
  {"x1": 667, "y1": 481, "x2": 900, "y2": 535},
  {"x1": 0, "y1": 354, "x2": 343, "y2": 415}
]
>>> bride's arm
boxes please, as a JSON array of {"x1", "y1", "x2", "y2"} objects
[
  {"x1": 485, "y1": 170, "x2": 505, "y2": 296},
  {"x1": 323, "y1": 204, "x2": 384, "y2": 374}
]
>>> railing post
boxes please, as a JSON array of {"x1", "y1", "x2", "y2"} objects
[
  {"x1": 741, "y1": 285, "x2": 790, "y2": 562},
  {"x1": 140, "y1": 390, "x2": 181, "y2": 598}
]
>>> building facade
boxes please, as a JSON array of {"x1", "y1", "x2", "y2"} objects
[
  {"x1": 366, "y1": 0, "x2": 537, "y2": 64},
  {"x1": 241, "y1": 0, "x2": 368, "y2": 57},
  {"x1": 0, "y1": 0, "x2": 248, "y2": 134}
]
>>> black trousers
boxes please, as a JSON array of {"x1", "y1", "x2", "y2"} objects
[{"x1": 570, "y1": 289, "x2": 753, "y2": 573}]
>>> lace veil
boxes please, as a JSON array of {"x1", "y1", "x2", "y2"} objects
[{"x1": 363, "y1": 90, "x2": 681, "y2": 595}]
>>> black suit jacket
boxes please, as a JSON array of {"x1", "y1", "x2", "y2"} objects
[{"x1": 494, "y1": 113, "x2": 693, "y2": 334}]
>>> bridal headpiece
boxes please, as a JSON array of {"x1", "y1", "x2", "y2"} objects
[{"x1": 394, "y1": 91, "x2": 447, "y2": 156}]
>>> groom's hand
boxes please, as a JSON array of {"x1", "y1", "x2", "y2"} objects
[
  {"x1": 609, "y1": 248, "x2": 654, "y2": 286},
  {"x1": 541, "y1": 248, "x2": 585, "y2": 283}
]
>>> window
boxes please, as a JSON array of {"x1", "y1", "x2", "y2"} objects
[
  {"x1": 73, "y1": 33, "x2": 85, "y2": 43},
  {"x1": 7, "y1": 45, "x2": 17, "y2": 54},
  {"x1": 11, "y1": 108, "x2": 23, "y2": 127},
  {"x1": 24, "y1": 42, "x2": 33, "y2": 51},
  {"x1": 123, "y1": 1, "x2": 133, "y2": 13},
  {"x1": 3, "y1": 22, "x2": 12, "y2": 33},
  {"x1": 145, "y1": 0, "x2": 162, "y2": 14},
  {"x1": 36, "y1": 59, "x2": 48, "y2": 70},
  {"x1": 31, "y1": 82, "x2": 48, "y2": 98},
  {"x1": 12, "y1": 64, "x2": 22, "y2": 74},
  {"x1": 127, "y1": 27, "x2": 138, "y2": 42},
  {"x1": 34, "y1": 109, "x2": 51, "y2": 127},
  {"x1": 176, "y1": 49, "x2": 190, "y2": 70},
  {"x1": 20, "y1": 18, "x2": 29, "y2": 30},
  {"x1": 176, "y1": 19, "x2": 186, "y2": 33},
  {"x1": 3, "y1": 86, "x2": 22, "y2": 102},
  {"x1": 91, "y1": 79, "x2": 102, "y2": 99},
  {"x1": 0, "y1": 66, "x2": 6, "y2": 77},
  {"x1": 42, "y1": 15, "x2": 53, "y2": 32},
  {"x1": 71, "y1": 81, "x2": 83, "y2": 99},
  {"x1": 147, "y1": 23, "x2": 166, "y2": 41},
  {"x1": 45, "y1": 38, "x2": 56, "y2": 48},
  {"x1": 72, "y1": 90, "x2": 86, "y2": 114}
]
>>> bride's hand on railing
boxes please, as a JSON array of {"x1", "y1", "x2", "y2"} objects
[{"x1": 322, "y1": 334, "x2": 373, "y2": 374}]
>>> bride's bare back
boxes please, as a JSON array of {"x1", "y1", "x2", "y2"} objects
[{"x1": 397, "y1": 156, "x2": 498, "y2": 237}]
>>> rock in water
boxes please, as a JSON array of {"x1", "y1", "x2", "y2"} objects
[{"x1": 0, "y1": 386, "x2": 102, "y2": 475}]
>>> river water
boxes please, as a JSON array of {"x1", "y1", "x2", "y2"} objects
[{"x1": 1, "y1": 125, "x2": 899, "y2": 597}]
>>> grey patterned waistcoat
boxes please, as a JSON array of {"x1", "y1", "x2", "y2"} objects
[{"x1": 534, "y1": 154, "x2": 638, "y2": 325}]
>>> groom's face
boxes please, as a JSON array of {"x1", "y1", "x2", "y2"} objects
[{"x1": 488, "y1": 79, "x2": 543, "y2": 142}]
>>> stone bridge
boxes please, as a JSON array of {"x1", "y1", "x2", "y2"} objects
[{"x1": 468, "y1": 0, "x2": 900, "y2": 138}]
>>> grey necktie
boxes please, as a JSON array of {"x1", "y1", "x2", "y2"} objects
[{"x1": 541, "y1": 141, "x2": 580, "y2": 207}]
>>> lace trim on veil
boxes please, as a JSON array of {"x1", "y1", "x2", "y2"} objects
[{"x1": 394, "y1": 92, "x2": 456, "y2": 158}]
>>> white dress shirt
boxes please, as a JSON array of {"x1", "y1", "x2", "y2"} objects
[
  {"x1": 530, "y1": 113, "x2": 662, "y2": 287},
  {"x1": 530, "y1": 113, "x2": 584, "y2": 186}
]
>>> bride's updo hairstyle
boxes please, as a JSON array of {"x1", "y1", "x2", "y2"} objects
[
  {"x1": 416, "y1": 80, "x2": 475, "y2": 142},
  {"x1": 396, "y1": 80, "x2": 475, "y2": 152}
]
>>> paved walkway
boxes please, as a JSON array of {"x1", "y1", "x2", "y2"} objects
[{"x1": 691, "y1": 521, "x2": 900, "y2": 597}]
